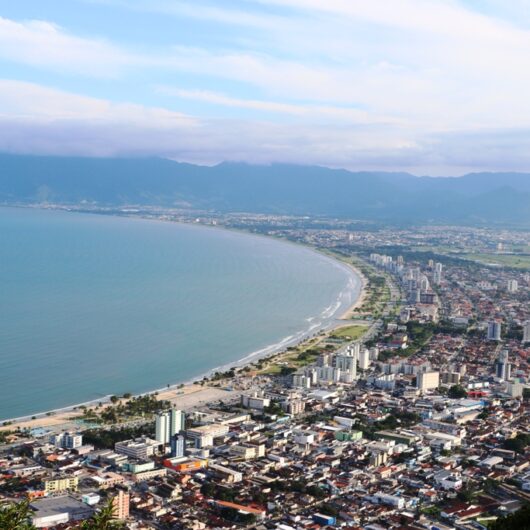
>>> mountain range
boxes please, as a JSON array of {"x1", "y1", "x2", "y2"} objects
[{"x1": 1, "y1": 153, "x2": 529, "y2": 226}]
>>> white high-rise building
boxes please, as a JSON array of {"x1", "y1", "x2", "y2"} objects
[
  {"x1": 51, "y1": 432, "x2": 83, "y2": 449},
  {"x1": 417, "y1": 371, "x2": 440, "y2": 391},
  {"x1": 335, "y1": 353, "x2": 357, "y2": 379},
  {"x1": 487, "y1": 321, "x2": 502, "y2": 341},
  {"x1": 358, "y1": 348, "x2": 371, "y2": 370},
  {"x1": 507, "y1": 279, "x2": 518, "y2": 293},
  {"x1": 523, "y1": 320, "x2": 530, "y2": 344},
  {"x1": 170, "y1": 409, "x2": 186, "y2": 438},
  {"x1": 155, "y1": 412, "x2": 169, "y2": 444},
  {"x1": 155, "y1": 409, "x2": 186, "y2": 444}
]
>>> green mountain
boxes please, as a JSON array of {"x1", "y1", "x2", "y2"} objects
[{"x1": 1, "y1": 154, "x2": 529, "y2": 226}]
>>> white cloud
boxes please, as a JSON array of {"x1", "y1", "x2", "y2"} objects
[
  {"x1": 156, "y1": 86, "x2": 400, "y2": 124},
  {"x1": 0, "y1": 80, "x2": 195, "y2": 126},
  {"x1": 0, "y1": 16, "x2": 136, "y2": 76},
  {"x1": 3, "y1": 79, "x2": 530, "y2": 175},
  {"x1": 2, "y1": 2, "x2": 530, "y2": 173}
]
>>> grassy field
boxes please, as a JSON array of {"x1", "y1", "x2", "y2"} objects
[
  {"x1": 330, "y1": 324, "x2": 368, "y2": 341},
  {"x1": 461, "y1": 253, "x2": 530, "y2": 270}
]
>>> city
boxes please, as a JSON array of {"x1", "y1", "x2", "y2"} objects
[{"x1": 1, "y1": 215, "x2": 529, "y2": 530}]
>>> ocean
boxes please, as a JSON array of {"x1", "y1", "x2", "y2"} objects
[{"x1": 0, "y1": 207, "x2": 360, "y2": 420}]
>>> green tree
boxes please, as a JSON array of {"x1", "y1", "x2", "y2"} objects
[
  {"x1": 504, "y1": 433, "x2": 530, "y2": 454},
  {"x1": 0, "y1": 500, "x2": 36, "y2": 530},
  {"x1": 80, "y1": 500, "x2": 124, "y2": 530},
  {"x1": 448, "y1": 385, "x2": 467, "y2": 399},
  {"x1": 457, "y1": 485, "x2": 478, "y2": 503},
  {"x1": 490, "y1": 503, "x2": 530, "y2": 530}
]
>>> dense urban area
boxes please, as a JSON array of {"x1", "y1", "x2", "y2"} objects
[{"x1": 2, "y1": 207, "x2": 530, "y2": 530}]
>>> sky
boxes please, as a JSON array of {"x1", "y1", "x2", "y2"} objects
[{"x1": 1, "y1": 0, "x2": 530, "y2": 175}]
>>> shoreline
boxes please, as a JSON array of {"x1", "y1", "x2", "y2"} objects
[{"x1": 0, "y1": 208, "x2": 367, "y2": 430}]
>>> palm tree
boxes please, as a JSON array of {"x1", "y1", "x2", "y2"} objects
[
  {"x1": 0, "y1": 500, "x2": 36, "y2": 530},
  {"x1": 79, "y1": 499, "x2": 124, "y2": 530}
]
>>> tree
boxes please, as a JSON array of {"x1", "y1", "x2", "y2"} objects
[
  {"x1": 0, "y1": 500, "x2": 36, "y2": 530},
  {"x1": 80, "y1": 499, "x2": 124, "y2": 530},
  {"x1": 457, "y1": 485, "x2": 478, "y2": 503},
  {"x1": 490, "y1": 503, "x2": 530, "y2": 530},
  {"x1": 504, "y1": 433, "x2": 530, "y2": 454},
  {"x1": 448, "y1": 385, "x2": 467, "y2": 399}
]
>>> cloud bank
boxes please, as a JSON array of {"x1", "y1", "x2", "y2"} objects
[{"x1": 0, "y1": 1, "x2": 530, "y2": 174}]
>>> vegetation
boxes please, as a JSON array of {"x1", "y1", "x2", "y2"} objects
[
  {"x1": 448, "y1": 385, "x2": 468, "y2": 399},
  {"x1": 490, "y1": 503, "x2": 530, "y2": 529},
  {"x1": 79, "y1": 394, "x2": 170, "y2": 425},
  {"x1": 83, "y1": 424, "x2": 155, "y2": 449},
  {"x1": 358, "y1": 409, "x2": 421, "y2": 439},
  {"x1": 0, "y1": 500, "x2": 36, "y2": 530},
  {"x1": 79, "y1": 500, "x2": 124, "y2": 529},
  {"x1": 461, "y1": 253, "x2": 530, "y2": 270},
  {"x1": 330, "y1": 325, "x2": 368, "y2": 341},
  {"x1": 0, "y1": 499, "x2": 123, "y2": 530},
  {"x1": 503, "y1": 433, "x2": 530, "y2": 454},
  {"x1": 0, "y1": 429, "x2": 18, "y2": 444}
]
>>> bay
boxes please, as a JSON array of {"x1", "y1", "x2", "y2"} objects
[{"x1": 0, "y1": 207, "x2": 360, "y2": 420}]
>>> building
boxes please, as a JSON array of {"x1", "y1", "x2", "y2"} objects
[
  {"x1": 495, "y1": 350, "x2": 511, "y2": 381},
  {"x1": 186, "y1": 424, "x2": 229, "y2": 448},
  {"x1": 335, "y1": 352, "x2": 357, "y2": 379},
  {"x1": 31, "y1": 496, "x2": 94, "y2": 528},
  {"x1": 111, "y1": 489, "x2": 130, "y2": 520},
  {"x1": 441, "y1": 371, "x2": 461, "y2": 385},
  {"x1": 417, "y1": 371, "x2": 440, "y2": 391},
  {"x1": 487, "y1": 320, "x2": 502, "y2": 341},
  {"x1": 358, "y1": 348, "x2": 371, "y2": 370},
  {"x1": 51, "y1": 432, "x2": 83, "y2": 450},
  {"x1": 81, "y1": 493, "x2": 100, "y2": 506},
  {"x1": 208, "y1": 463, "x2": 243, "y2": 483},
  {"x1": 171, "y1": 434, "x2": 186, "y2": 458},
  {"x1": 523, "y1": 320, "x2": 530, "y2": 344},
  {"x1": 507, "y1": 279, "x2": 518, "y2": 293},
  {"x1": 155, "y1": 409, "x2": 186, "y2": 444},
  {"x1": 89, "y1": 472, "x2": 126, "y2": 490},
  {"x1": 281, "y1": 398, "x2": 305, "y2": 415},
  {"x1": 155, "y1": 412, "x2": 169, "y2": 444},
  {"x1": 229, "y1": 443, "x2": 265, "y2": 460},
  {"x1": 241, "y1": 393, "x2": 271, "y2": 411},
  {"x1": 115, "y1": 437, "x2": 159, "y2": 459},
  {"x1": 44, "y1": 476, "x2": 78, "y2": 494}
]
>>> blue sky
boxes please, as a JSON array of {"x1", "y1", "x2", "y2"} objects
[{"x1": 1, "y1": 0, "x2": 530, "y2": 174}]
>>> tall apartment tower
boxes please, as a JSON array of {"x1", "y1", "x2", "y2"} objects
[
  {"x1": 487, "y1": 321, "x2": 502, "y2": 341},
  {"x1": 495, "y1": 350, "x2": 511, "y2": 381},
  {"x1": 111, "y1": 489, "x2": 130, "y2": 520},
  {"x1": 507, "y1": 279, "x2": 518, "y2": 293},
  {"x1": 358, "y1": 348, "x2": 371, "y2": 370},
  {"x1": 171, "y1": 433, "x2": 186, "y2": 458},
  {"x1": 523, "y1": 320, "x2": 530, "y2": 344},
  {"x1": 155, "y1": 409, "x2": 186, "y2": 444}
]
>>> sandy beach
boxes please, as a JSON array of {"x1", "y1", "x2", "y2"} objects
[
  {"x1": 339, "y1": 260, "x2": 368, "y2": 320},
  {"x1": 0, "y1": 385, "x2": 241, "y2": 434}
]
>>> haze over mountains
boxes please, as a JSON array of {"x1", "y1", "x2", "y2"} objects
[{"x1": 1, "y1": 154, "x2": 529, "y2": 226}]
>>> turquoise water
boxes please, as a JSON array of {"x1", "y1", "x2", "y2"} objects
[{"x1": 0, "y1": 207, "x2": 360, "y2": 420}]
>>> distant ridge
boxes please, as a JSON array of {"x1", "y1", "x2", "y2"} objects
[{"x1": 1, "y1": 153, "x2": 529, "y2": 226}]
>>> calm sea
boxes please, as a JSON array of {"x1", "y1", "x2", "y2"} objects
[{"x1": 0, "y1": 207, "x2": 360, "y2": 420}]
